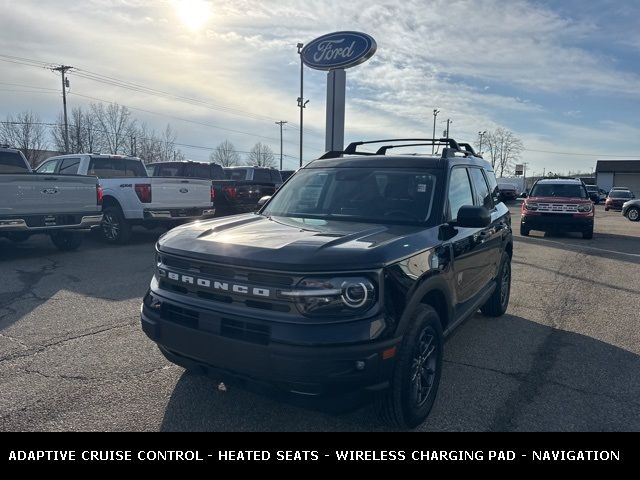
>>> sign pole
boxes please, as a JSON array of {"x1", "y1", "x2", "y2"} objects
[{"x1": 325, "y1": 69, "x2": 346, "y2": 152}]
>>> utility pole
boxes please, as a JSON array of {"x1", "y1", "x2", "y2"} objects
[
  {"x1": 431, "y1": 108, "x2": 440, "y2": 154},
  {"x1": 445, "y1": 119, "x2": 453, "y2": 139},
  {"x1": 478, "y1": 130, "x2": 487, "y2": 155},
  {"x1": 297, "y1": 43, "x2": 308, "y2": 168},
  {"x1": 275, "y1": 121, "x2": 287, "y2": 170},
  {"x1": 52, "y1": 65, "x2": 73, "y2": 153}
]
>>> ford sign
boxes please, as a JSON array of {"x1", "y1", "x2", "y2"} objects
[{"x1": 301, "y1": 31, "x2": 376, "y2": 70}]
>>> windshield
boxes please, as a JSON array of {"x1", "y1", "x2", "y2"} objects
[
  {"x1": 261, "y1": 167, "x2": 439, "y2": 225},
  {"x1": 609, "y1": 191, "x2": 632, "y2": 198},
  {"x1": 530, "y1": 183, "x2": 587, "y2": 199}
]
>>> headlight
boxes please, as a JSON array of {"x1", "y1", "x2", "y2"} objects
[
  {"x1": 577, "y1": 204, "x2": 592, "y2": 212},
  {"x1": 524, "y1": 202, "x2": 538, "y2": 211},
  {"x1": 280, "y1": 276, "x2": 376, "y2": 317}
]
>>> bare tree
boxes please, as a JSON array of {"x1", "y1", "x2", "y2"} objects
[
  {"x1": 210, "y1": 140, "x2": 240, "y2": 166},
  {"x1": 135, "y1": 123, "x2": 183, "y2": 163},
  {"x1": 247, "y1": 142, "x2": 275, "y2": 167},
  {"x1": 0, "y1": 111, "x2": 49, "y2": 167},
  {"x1": 91, "y1": 103, "x2": 136, "y2": 154},
  {"x1": 483, "y1": 128, "x2": 524, "y2": 177}
]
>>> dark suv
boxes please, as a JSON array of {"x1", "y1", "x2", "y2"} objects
[{"x1": 141, "y1": 138, "x2": 513, "y2": 428}]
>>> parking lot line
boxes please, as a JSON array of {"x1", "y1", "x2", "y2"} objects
[{"x1": 516, "y1": 235, "x2": 640, "y2": 258}]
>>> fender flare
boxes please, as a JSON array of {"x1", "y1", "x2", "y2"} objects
[{"x1": 396, "y1": 272, "x2": 454, "y2": 335}]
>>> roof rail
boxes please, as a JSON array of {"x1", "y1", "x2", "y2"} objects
[{"x1": 319, "y1": 138, "x2": 477, "y2": 159}]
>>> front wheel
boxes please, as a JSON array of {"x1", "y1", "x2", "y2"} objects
[
  {"x1": 481, "y1": 251, "x2": 511, "y2": 317},
  {"x1": 376, "y1": 305, "x2": 443, "y2": 429},
  {"x1": 627, "y1": 207, "x2": 640, "y2": 222},
  {"x1": 50, "y1": 231, "x2": 83, "y2": 251}
]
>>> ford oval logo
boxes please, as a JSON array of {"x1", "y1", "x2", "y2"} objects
[
  {"x1": 179, "y1": 188, "x2": 189, "y2": 193},
  {"x1": 41, "y1": 188, "x2": 59, "y2": 195},
  {"x1": 301, "y1": 31, "x2": 377, "y2": 71}
]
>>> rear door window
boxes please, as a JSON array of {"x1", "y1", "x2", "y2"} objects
[
  {"x1": 0, "y1": 151, "x2": 31, "y2": 173},
  {"x1": 185, "y1": 163, "x2": 211, "y2": 178},
  {"x1": 58, "y1": 157, "x2": 81, "y2": 175}
]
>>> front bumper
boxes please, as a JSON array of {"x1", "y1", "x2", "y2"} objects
[
  {"x1": 521, "y1": 213, "x2": 593, "y2": 232},
  {"x1": 143, "y1": 208, "x2": 215, "y2": 221},
  {"x1": 140, "y1": 290, "x2": 399, "y2": 396},
  {"x1": 0, "y1": 213, "x2": 103, "y2": 232}
]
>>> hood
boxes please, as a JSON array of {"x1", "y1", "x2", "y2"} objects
[
  {"x1": 526, "y1": 196, "x2": 590, "y2": 203},
  {"x1": 157, "y1": 213, "x2": 440, "y2": 271}
]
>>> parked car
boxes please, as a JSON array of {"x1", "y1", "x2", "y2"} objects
[
  {"x1": 497, "y1": 183, "x2": 518, "y2": 201},
  {"x1": 279, "y1": 170, "x2": 296, "y2": 182},
  {"x1": 141, "y1": 137, "x2": 513, "y2": 428},
  {"x1": 605, "y1": 190, "x2": 634, "y2": 211},
  {"x1": 622, "y1": 199, "x2": 640, "y2": 221},
  {"x1": 36, "y1": 154, "x2": 215, "y2": 244},
  {"x1": 147, "y1": 161, "x2": 282, "y2": 217},
  {"x1": 585, "y1": 184, "x2": 600, "y2": 204},
  {"x1": 520, "y1": 178, "x2": 594, "y2": 239},
  {"x1": 0, "y1": 146, "x2": 102, "y2": 250}
]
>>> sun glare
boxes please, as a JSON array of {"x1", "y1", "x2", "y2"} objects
[{"x1": 175, "y1": 0, "x2": 212, "y2": 31}]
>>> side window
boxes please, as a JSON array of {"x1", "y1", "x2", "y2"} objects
[
  {"x1": 186, "y1": 164, "x2": 210, "y2": 179},
  {"x1": 468, "y1": 167, "x2": 493, "y2": 209},
  {"x1": 253, "y1": 169, "x2": 270, "y2": 182},
  {"x1": 58, "y1": 158, "x2": 81, "y2": 175},
  {"x1": 270, "y1": 170, "x2": 282, "y2": 183},
  {"x1": 36, "y1": 160, "x2": 59, "y2": 174},
  {"x1": 447, "y1": 167, "x2": 474, "y2": 221},
  {"x1": 211, "y1": 164, "x2": 225, "y2": 180},
  {"x1": 484, "y1": 169, "x2": 500, "y2": 204}
]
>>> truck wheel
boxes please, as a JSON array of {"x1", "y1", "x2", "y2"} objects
[
  {"x1": 376, "y1": 305, "x2": 443, "y2": 429},
  {"x1": 519, "y1": 224, "x2": 530, "y2": 236},
  {"x1": 582, "y1": 228, "x2": 594, "y2": 239},
  {"x1": 627, "y1": 207, "x2": 640, "y2": 222},
  {"x1": 50, "y1": 231, "x2": 83, "y2": 251},
  {"x1": 101, "y1": 206, "x2": 132, "y2": 244},
  {"x1": 481, "y1": 251, "x2": 511, "y2": 317},
  {"x1": 6, "y1": 232, "x2": 30, "y2": 243}
]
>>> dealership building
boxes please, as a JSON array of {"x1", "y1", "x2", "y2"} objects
[{"x1": 595, "y1": 160, "x2": 640, "y2": 195}]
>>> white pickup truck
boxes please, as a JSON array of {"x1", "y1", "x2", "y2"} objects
[
  {"x1": 0, "y1": 146, "x2": 103, "y2": 251},
  {"x1": 36, "y1": 154, "x2": 215, "y2": 244}
]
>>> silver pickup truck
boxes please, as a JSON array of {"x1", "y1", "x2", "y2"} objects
[{"x1": 0, "y1": 147, "x2": 103, "y2": 251}]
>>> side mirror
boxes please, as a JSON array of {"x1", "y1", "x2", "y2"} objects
[
  {"x1": 521, "y1": 192, "x2": 528, "y2": 198},
  {"x1": 456, "y1": 205, "x2": 491, "y2": 228},
  {"x1": 257, "y1": 195, "x2": 271, "y2": 210}
]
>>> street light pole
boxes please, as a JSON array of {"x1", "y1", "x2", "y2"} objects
[
  {"x1": 478, "y1": 130, "x2": 487, "y2": 155},
  {"x1": 431, "y1": 108, "x2": 440, "y2": 154},
  {"x1": 297, "y1": 43, "x2": 308, "y2": 168},
  {"x1": 445, "y1": 119, "x2": 453, "y2": 139}
]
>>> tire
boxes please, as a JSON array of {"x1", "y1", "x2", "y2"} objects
[
  {"x1": 582, "y1": 229, "x2": 593, "y2": 239},
  {"x1": 6, "y1": 232, "x2": 30, "y2": 243},
  {"x1": 519, "y1": 224, "x2": 530, "y2": 236},
  {"x1": 627, "y1": 207, "x2": 640, "y2": 222},
  {"x1": 604, "y1": 207, "x2": 609, "y2": 211},
  {"x1": 481, "y1": 251, "x2": 511, "y2": 317},
  {"x1": 376, "y1": 305, "x2": 443, "y2": 429},
  {"x1": 50, "y1": 231, "x2": 83, "y2": 251},
  {"x1": 101, "y1": 206, "x2": 132, "y2": 244}
]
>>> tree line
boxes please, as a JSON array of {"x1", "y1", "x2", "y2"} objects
[
  {"x1": 474, "y1": 127, "x2": 525, "y2": 178},
  {"x1": 1, "y1": 105, "x2": 277, "y2": 168}
]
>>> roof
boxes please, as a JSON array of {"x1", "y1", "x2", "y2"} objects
[{"x1": 595, "y1": 160, "x2": 640, "y2": 173}]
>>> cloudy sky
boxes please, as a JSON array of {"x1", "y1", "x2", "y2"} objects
[{"x1": 1, "y1": 0, "x2": 639, "y2": 174}]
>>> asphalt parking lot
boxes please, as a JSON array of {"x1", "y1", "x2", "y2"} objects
[{"x1": 1, "y1": 203, "x2": 639, "y2": 431}]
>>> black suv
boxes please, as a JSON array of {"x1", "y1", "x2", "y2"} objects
[{"x1": 141, "y1": 138, "x2": 513, "y2": 428}]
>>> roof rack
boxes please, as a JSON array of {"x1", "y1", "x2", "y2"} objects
[{"x1": 319, "y1": 138, "x2": 478, "y2": 159}]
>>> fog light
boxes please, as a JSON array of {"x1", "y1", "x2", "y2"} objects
[{"x1": 355, "y1": 361, "x2": 366, "y2": 371}]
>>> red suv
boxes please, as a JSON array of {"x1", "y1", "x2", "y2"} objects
[{"x1": 520, "y1": 178, "x2": 594, "y2": 239}]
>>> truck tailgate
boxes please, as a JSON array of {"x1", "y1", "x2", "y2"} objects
[
  {"x1": 149, "y1": 177, "x2": 212, "y2": 208},
  {"x1": 0, "y1": 174, "x2": 99, "y2": 216}
]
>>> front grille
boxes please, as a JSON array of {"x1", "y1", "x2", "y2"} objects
[
  {"x1": 220, "y1": 318, "x2": 270, "y2": 345},
  {"x1": 157, "y1": 253, "x2": 297, "y2": 313},
  {"x1": 536, "y1": 203, "x2": 578, "y2": 213}
]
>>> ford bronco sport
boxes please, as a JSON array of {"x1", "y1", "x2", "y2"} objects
[{"x1": 141, "y1": 138, "x2": 513, "y2": 428}]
